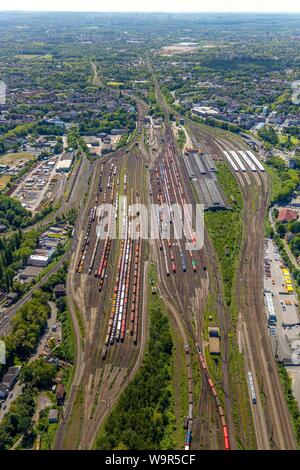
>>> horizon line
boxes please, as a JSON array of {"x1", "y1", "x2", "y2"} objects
[{"x1": 0, "y1": 10, "x2": 300, "y2": 14}]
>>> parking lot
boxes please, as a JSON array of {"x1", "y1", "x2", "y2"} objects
[
  {"x1": 264, "y1": 238, "x2": 300, "y2": 408},
  {"x1": 11, "y1": 155, "x2": 64, "y2": 213},
  {"x1": 264, "y1": 238, "x2": 300, "y2": 362}
]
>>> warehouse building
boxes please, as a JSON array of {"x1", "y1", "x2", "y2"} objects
[
  {"x1": 56, "y1": 151, "x2": 74, "y2": 173},
  {"x1": 84, "y1": 136, "x2": 99, "y2": 146},
  {"x1": 56, "y1": 159, "x2": 72, "y2": 173},
  {"x1": 19, "y1": 265, "x2": 43, "y2": 281},
  {"x1": 1, "y1": 366, "x2": 21, "y2": 390},
  {"x1": 28, "y1": 254, "x2": 51, "y2": 267}
]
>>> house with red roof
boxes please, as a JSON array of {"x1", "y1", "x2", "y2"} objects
[{"x1": 277, "y1": 208, "x2": 298, "y2": 223}]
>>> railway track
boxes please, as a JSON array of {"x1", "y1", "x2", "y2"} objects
[
  {"x1": 200, "y1": 129, "x2": 297, "y2": 449},
  {"x1": 58, "y1": 136, "x2": 150, "y2": 449},
  {"x1": 148, "y1": 112, "x2": 226, "y2": 449}
]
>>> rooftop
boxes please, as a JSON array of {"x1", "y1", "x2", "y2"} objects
[{"x1": 277, "y1": 208, "x2": 298, "y2": 223}]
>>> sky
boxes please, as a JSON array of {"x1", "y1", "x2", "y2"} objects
[{"x1": 1, "y1": 0, "x2": 300, "y2": 13}]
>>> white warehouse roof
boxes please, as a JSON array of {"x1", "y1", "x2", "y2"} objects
[
  {"x1": 29, "y1": 255, "x2": 49, "y2": 262},
  {"x1": 56, "y1": 159, "x2": 72, "y2": 170}
]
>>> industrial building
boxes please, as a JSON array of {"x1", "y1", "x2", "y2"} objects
[
  {"x1": 182, "y1": 149, "x2": 228, "y2": 210},
  {"x1": 0, "y1": 366, "x2": 21, "y2": 394},
  {"x1": 28, "y1": 253, "x2": 52, "y2": 267},
  {"x1": 56, "y1": 151, "x2": 74, "y2": 173},
  {"x1": 19, "y1": 265, "x2": 43, "y2": 281},
  {"x1": 84, "y1": 136, "x2": 99, "y2": 146},
  {"x1": 192, "y1": 106, "x2": 219, "y2": 117},
  {"x1": 56, "y1": 159, "x2": 72, "y2": 173}
]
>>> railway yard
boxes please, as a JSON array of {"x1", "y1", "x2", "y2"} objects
[
  {"x1": 50, "y1": 63, "x2": 299, "y2": 451},
  {"x1": 1, "y1": 10, "x2": 300, "y2": 457},
  {"x1": 1, "y1": 65, "x2": 299, "y2": 453}
]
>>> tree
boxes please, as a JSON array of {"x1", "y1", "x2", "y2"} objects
[
  {"x1": 20, "y1": 359, "x2": 57, "y2": 390},
  {"x1": 276, "y1": 223, "x2": 287, "y2": 238}
]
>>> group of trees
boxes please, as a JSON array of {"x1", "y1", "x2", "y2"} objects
[
  {"x1": 266, "y1": 157, "x2": 299, "y2": 204},
  {"x1": 20, "y1": 359, "x2": 57, "y2": 391},
  {"x1": 0, "y1": 194, "x2": 32, "y2": 230},
  {"x1": 0, "y1": 359, "x2": 57, "y2": 450},
  {"x1": 0, "y1": 387, "x2": 36, "y2": 450},
  {"x1": 0, "y1": 265, "x2": 70, "y2": 450},
  {"x1": 0, "y1": 290, "x2": 50, "y2": 377},
  {"x1": 96, "y1": 286, "x2": 174, "y2": 450},
  {"x1": 78, "y1": 109, "x2": 136, "y2": 136},
  {"x1": 41, "y1": 264, "x2": 73, "y2": 363},
  {"x1": 258, "y1": 125, "x2": 279, "y2": 145},
  {"x1": 0, "y1": 230, "x2": 37, "y2": 292},
  {"x1": 276, "y1": 219, "x2": 300, "y2": 258}
]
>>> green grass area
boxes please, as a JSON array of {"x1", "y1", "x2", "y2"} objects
[
  {"x1": 15, "y1": 54, "x2": 53, "y2": 61},
  {"x1": 74, "y1": 300, "x2": 85, "y2": 339},
  {"x1": 35, "y1": 394, "x2": 58, "y2": 450},
  {"x1": 176, "y1": 128, "x2": 186, "y2": 150},
  {"x1": 216, "y1": 162, "x2": 243, "y2": 209},
  {"x1": 204, "y1": 162, "x2": 256, "y2": 448},
  {"x1": 265, "y1": 164, "x2": 285, "y2": 203},
  {"x1": 106, "y1": 81, "x2": 124, "y2": 87},
  {"x1": 62, "y1": 385, "x2": 84, "y2": 449},
  {"x1": 205, "y1": 162, "x2": 243, "y2": 306},
  {"x1": 0, "y1": 151, "x2": 35, "y2": 166},
  {"x1": 40, "y1": 422, "x2": 59, "y2": 450},
  {"x1": 0, "y1": 174, "x2": 11, "y2": 189},
  {"x1": 94, "y1": 263, "x2": 176, "y2": 450},
  {"x1": 54, "y1": 305, "x2": 75, "y2": 364},
  {"x1": 168, "y1": 310, "x2": 188, "y2": 448},
  {"x1": 205, "y1": 210, "x2": 242, "y2": 306}
]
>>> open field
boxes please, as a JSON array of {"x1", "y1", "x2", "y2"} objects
[
  {"x1": 0, "y1": 151, "x2": 35, "y2": 166},
  {"x1": 160, "y1": 43, "x2": 199, "y2": 56},
  {"x1": 15, "y1": 54, "x2": 53, "y2": 61},
  {"x1": 0, "y1": 175, "x2": 11, "y2": 189}
]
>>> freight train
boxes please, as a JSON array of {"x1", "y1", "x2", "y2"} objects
[{"x1": 196, "y1": 343, "x2": 230, "y2": 450}]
